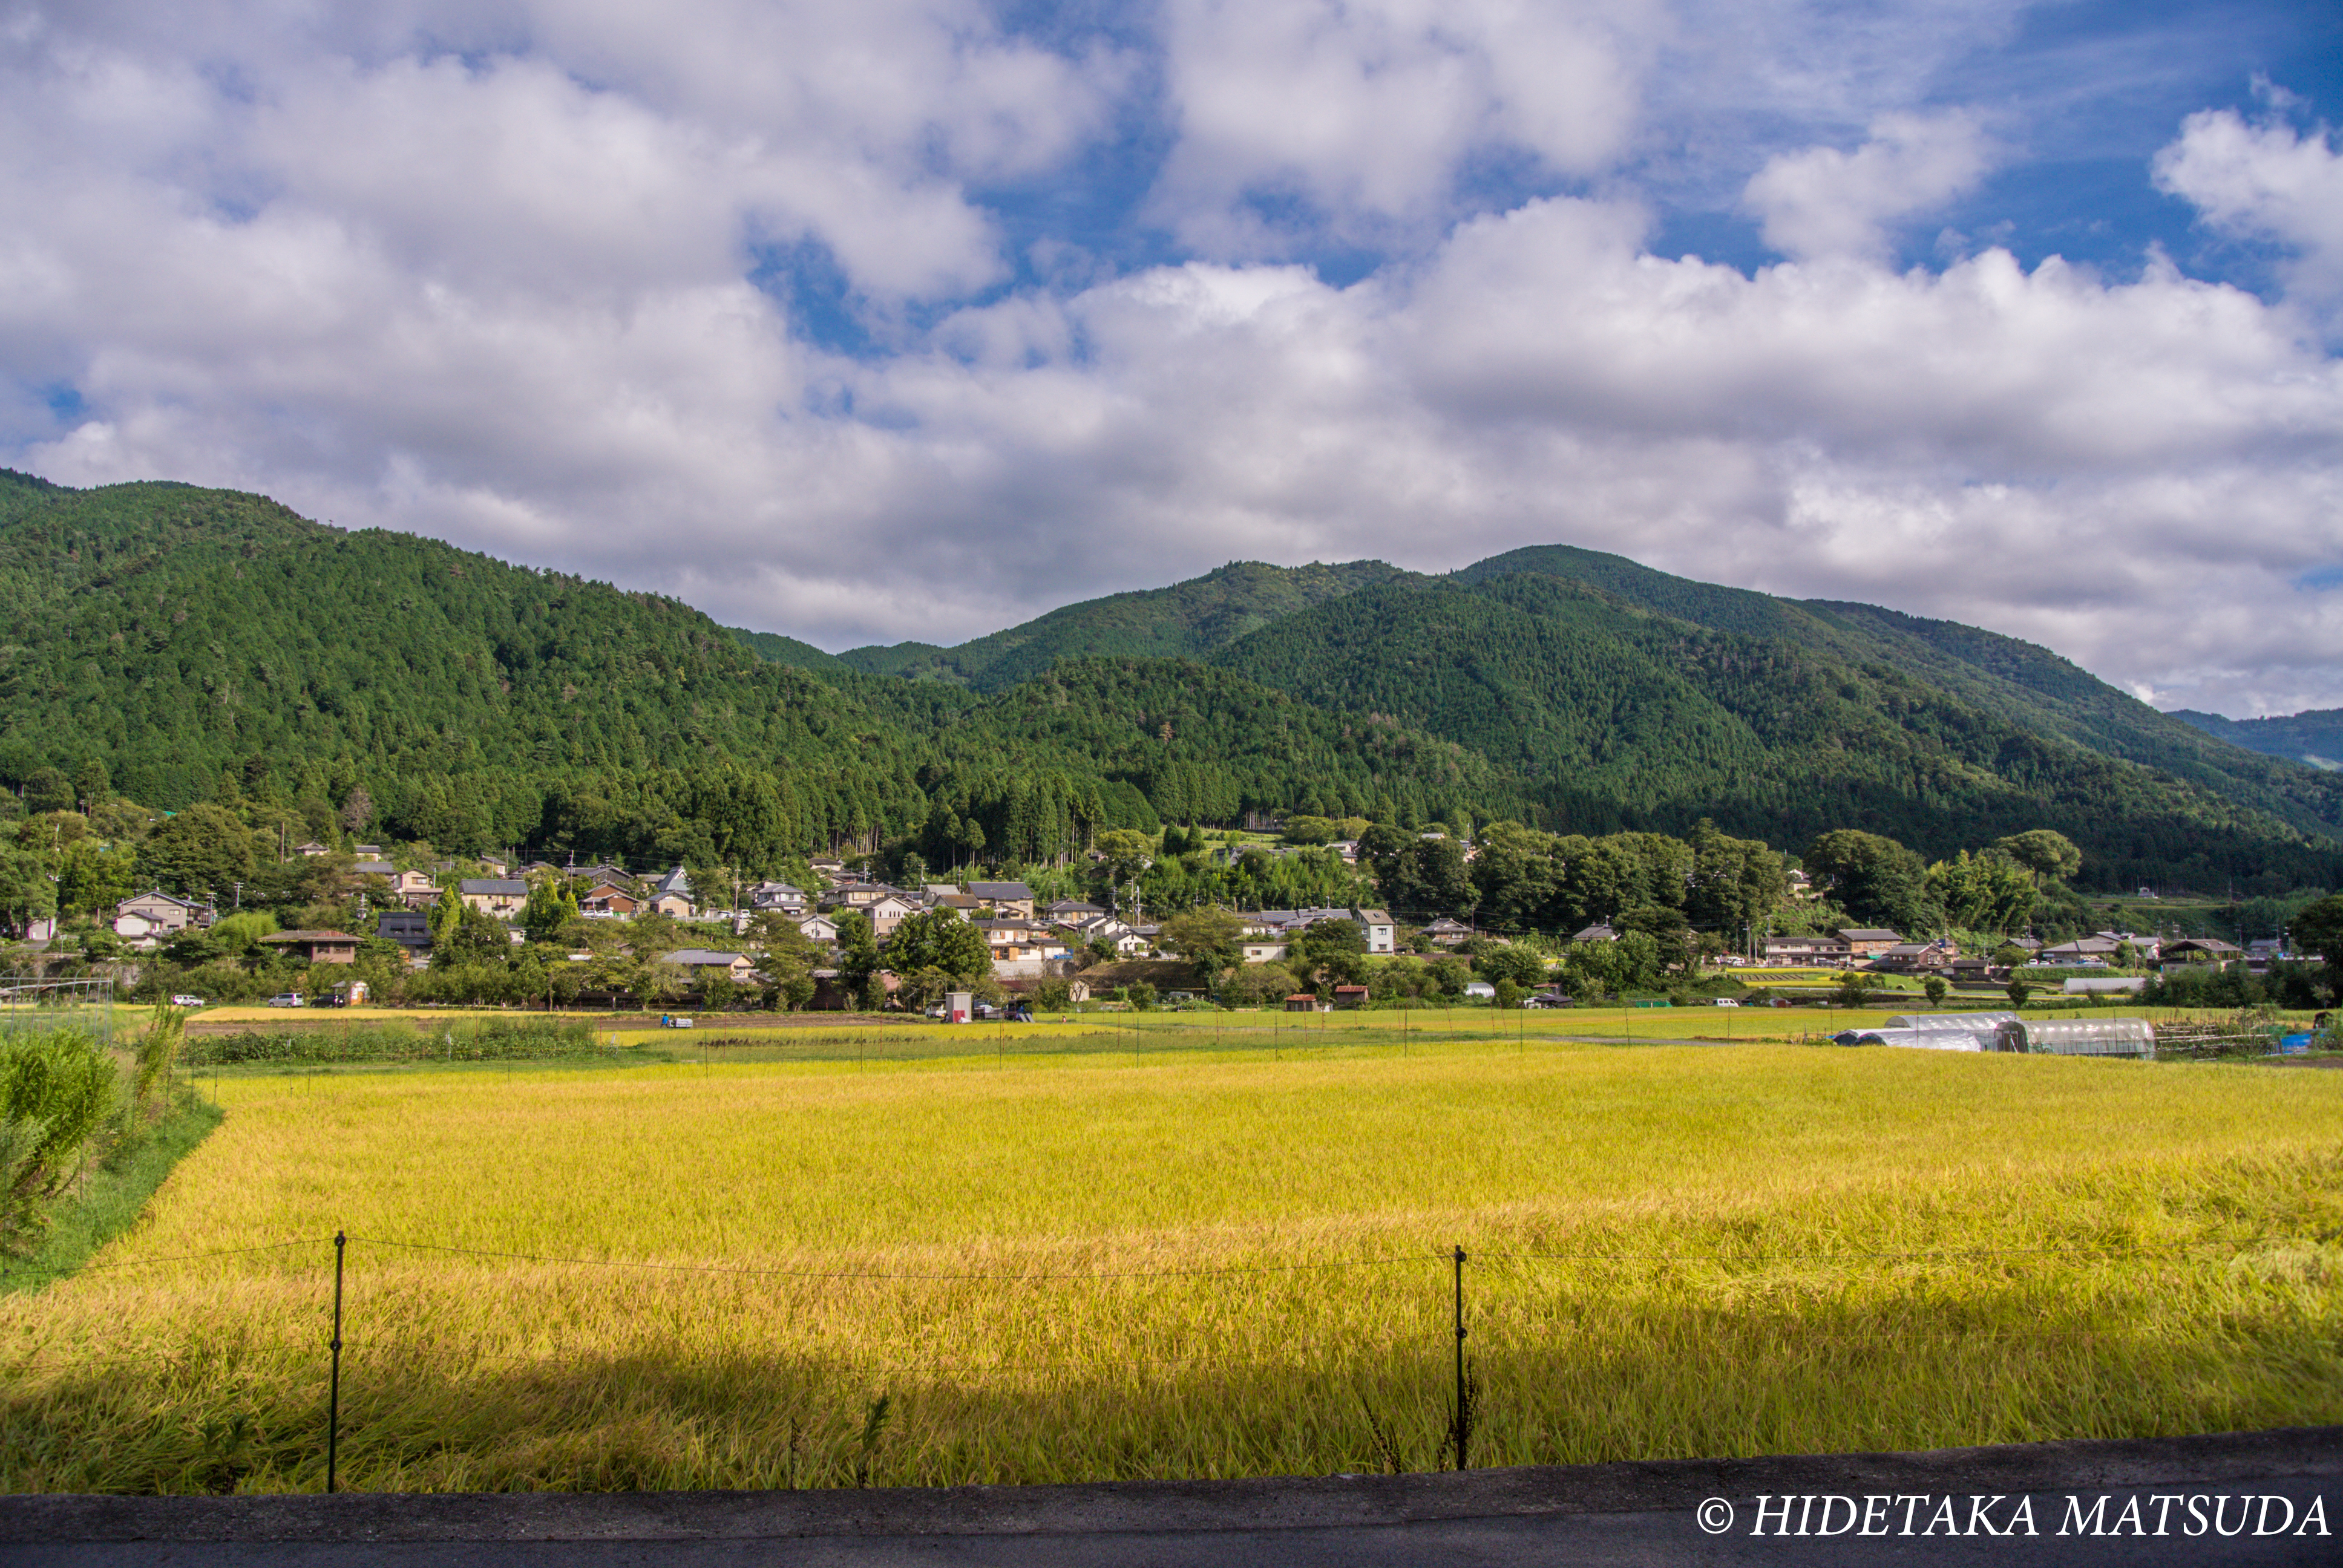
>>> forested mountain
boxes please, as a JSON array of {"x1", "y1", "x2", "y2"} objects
[
  {"x1": 835, "y1": 560, "x2": 1414, "y2": 690},
  {"x1": 2172, "y1": 708, "x2": 2343, "y2": 773},
  {"x1": 1210, "y1": 573, "x2": 2342, "y2": 889},
  {"x1": 1455, "y1": 544, "x2": 2343, "y2": 841},
  {"x1": 0, "y1": 474, "x2": 1495, "y2": 874},
  {"x1": 4, "y1": 469, "x2": 2339, "y2": 895}
]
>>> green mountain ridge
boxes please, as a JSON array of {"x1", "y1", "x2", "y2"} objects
[
  {"x1": 5, "y1": 468, "x2": 2340, "y2": 893},
  {"x1": 835, "y1": 560, "x2": 1420, "y2": 690},
  {"x1": 2172, "y1": 709, "x2": 2343, "y2": 774}
]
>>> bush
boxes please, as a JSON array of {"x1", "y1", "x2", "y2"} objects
[
  {"x1": 183, "y1": 1018, "x2": 596, "y2": 1066},
  {"x1": 1, "y1": 1025, "x2": 121, "y2": 1251}
]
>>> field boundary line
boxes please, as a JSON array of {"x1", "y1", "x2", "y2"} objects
[
  {"x1": 329, "y1": 1332, "x2": 1444, "y2": 1375},
  {"x1": 347, "y1": 1235, "x2": 1450, "y2": 1281},
  {"x1": 1480, "y1": 1239, "x2": 2284, "y2": 1264},
  {"x1": 67, "y1": 1238, "x2": 332, "y2": 1273}
]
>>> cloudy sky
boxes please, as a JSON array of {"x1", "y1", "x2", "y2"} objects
[{"x1": 3, "y1": 2, "x2": 2339, "y2": 716}]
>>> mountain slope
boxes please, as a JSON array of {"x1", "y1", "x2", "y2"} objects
[
  {"x1": 1212, "y1": 570, "x2": 2342, "y2": 888},
  {"x1": 0, "y1": 475, "x2": 1509, "y2": 864},
  {"x1": 1455, "y1": 543, "x2": 2343, "y2": 840},
  {"x1": 2172, "y1": 709, "x2": 2343, "y2": 773},
  {"x1": 834, "y1": 559, "x2": 1420, "y2": 690},
  {"x1": 8, "y1": 469, "x2": 2342, "y2": 892}
]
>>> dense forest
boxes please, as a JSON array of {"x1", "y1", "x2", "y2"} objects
[
  {"x1": 2173, "y1": 708, "x2": 2343, "y2": 774},
  {"x1": 4, "y1": 469, "x2": 2341, "y2": 911}
]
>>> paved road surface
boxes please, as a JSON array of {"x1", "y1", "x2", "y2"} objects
[{"x1": 5, "y1": 1428, "x2": 2336, "y2": 1566}]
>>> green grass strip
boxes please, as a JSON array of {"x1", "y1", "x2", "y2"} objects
[{"x1": 1, "y1": 1093, "x2": 226, "y2": 1296}]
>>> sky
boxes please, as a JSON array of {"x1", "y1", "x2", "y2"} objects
[{"x1": 2, "y1": 2, "x2": 2340, "y2": 717}]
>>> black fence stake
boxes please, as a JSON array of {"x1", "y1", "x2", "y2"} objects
[
  {"x1": 1452, "y1": 1244, "x2": 1469, "y2": 1471},
  {"x1": 327, "y1": 1230, "x2": 345, "y2": 1493}
]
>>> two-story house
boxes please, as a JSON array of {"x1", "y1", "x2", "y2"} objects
[
  {"x1": 458, "y1": 878, "x2": 529, "y2": 918},
  {"x1": 114, "y1": 890, "x2": 217, "y2": 942}
]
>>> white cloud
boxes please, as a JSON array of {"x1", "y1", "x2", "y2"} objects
[
  {"x1": 3, "y1": 5, "x2": 2342, "y2": 722},
  {"x1": 1742, "y1": 111, "x2": 1996, "y2": 261},
  {"x1": 1150, "y1": 0, "x2": 1661, "y2": 252},
  {"x1": 2154, "y1": 106, "x2": 2343, "y2": 312}
]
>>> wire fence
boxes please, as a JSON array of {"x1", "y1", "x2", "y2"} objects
[{"x1": 9, "y1": 1226, "x2": 2332, "y2": 1491}]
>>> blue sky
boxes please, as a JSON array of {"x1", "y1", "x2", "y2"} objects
[{"x1": 2, "y1": 1, "x2": 2339, "y2": 714}]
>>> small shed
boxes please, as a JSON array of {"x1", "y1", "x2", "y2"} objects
[
  {"x1": 1283, "y1": 993, "x2": 1320, "y2": 1013},
  {"x1": 1991, "y1": 1018, "x2": 2156, "y2": 1059},
  {"x1": 1331, "y1": 984, "x2": 1370, "y2": 1010}
]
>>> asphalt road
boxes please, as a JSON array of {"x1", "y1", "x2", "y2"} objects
[{"x1": 5, "y1": 1428, "x2": 2337, "y2": 1567}]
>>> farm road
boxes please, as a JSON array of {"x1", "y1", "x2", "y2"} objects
[{"x1": 7, "y1": 1427, "x2": 2341, "y2": 1566}]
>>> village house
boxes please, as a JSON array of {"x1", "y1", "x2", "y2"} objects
[
  {"x1": 794, "y1": 912, "x2": 841, "y2": 944},
  {"x1": 859, "y1": 892, "x2": 920, "y2": 941},
  {"x1": 1572, "y1": 923, "x2": 1618, "y2": 944},
  {"x1": 113, "y1": 890, "x2": 216, "y2": 942},
  {"x1": 354, "y1": 861, "x2": 439, "y2": 907},
  {"x1": 293, "y1": 840, "x2": 329, "y2": 858},
  {"x1": 1873, "y1": 939, "x2": 1959, "y2": 973},
  {"x1": 1761, "y1": 934, "x2": 1853, "y2": 965},
  {"x1": 376, "y1": 910, "x2": 431, "y2": 959},
  {"x1": 579, "y1": 880, "x2": 640, "y2": 918},
  {"x1": 1837, "y1": 928, "x2": 1905, "y2": 958},
  {"x1": 646, "y1": 867, "x2": 696, "y2": 920},
  {"x1": 1422, "y1": 917, "x2": 1475, "y2": 946},
  {"x1": 746, "y1": 880, "x2": 808, "y2": 914},
  {"x1": 458, "y1": 878, "x2": 529, "y2": 918},
  {"x1": 965, "y1": 881, "x2": 1037, "y2": 920},
  {"x1": 821, "y1": 880, "x2": 900, "y2": 909},
  {"x1": 1239, "y1": 937, "x2": 1290, "y2": 964},
  {"x1": 1071, "y1": 915, "x2": 1150, "y2": 956},
  {"x1": 260, "y1": 929, "x2": 361, "y2": 965},
  {"x1": 662, "y1": 949, "x2": 758, "y2": 982},
  {"x1": 1243, "y1": 907, "x2": 1394, "y2": 955},
  {"x1": 971, "y1": 918, "x2": 1069, "y2": 964},
  {"x1": 2160, "y1": 938, "x2": 2244, "y2": 969}
]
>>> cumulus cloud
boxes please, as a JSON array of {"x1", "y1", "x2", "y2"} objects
[
  {"x1": 1742, "y1": 111, "x2": 1996, "y2": 261},
  {"x1": 2, "y1": 6, "x2": 2341, "y2": 718},
  {"x1": 1150, "y1": 0, "x2": 1661, "y2": 252},
  {"x1": 2154, "y1": 105, "x2": 2343, "y2": 312}
]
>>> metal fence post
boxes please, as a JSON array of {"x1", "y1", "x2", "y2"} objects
[
  {"x1": 1452, "y1": 1244, "x2": 1469, "y2": 1471},
  {"x1": 327, "y1": 1230, "x2": 345, "y2": 1493}
]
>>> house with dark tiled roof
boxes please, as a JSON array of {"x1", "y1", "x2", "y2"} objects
[
  {"x1": 458, "y1": 878, "x2": 528, "y2": 918},
  {"x1": 647, "y1": 866, "x2": 696, "y2": 919},
  {"x1": 260, "y1": 929, "x2": 361, "y2": 964}
]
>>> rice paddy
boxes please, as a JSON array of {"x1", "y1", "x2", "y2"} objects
[{"x1": 6, "y1": 1025, "x2": 2342, "y2": 1494}]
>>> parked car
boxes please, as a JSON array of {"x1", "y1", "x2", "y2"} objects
[
  {"x1": 660, "y1": 1015, "x2": 694, "y2": 1029},
  {"x1": 168, "y1": 994, "x2": 206, "y2": 1008},
  {"x1": 1524, "y1": 993, "x2": 1575, "y2": 1008},
  {"x1": 267, "y1": 993, "x2": 306, "y2": 1008}
]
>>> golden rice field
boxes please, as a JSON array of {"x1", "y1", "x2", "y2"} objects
[{"x1": 6, "y1": 1033, "x2": 2343, "y2": 1495}]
